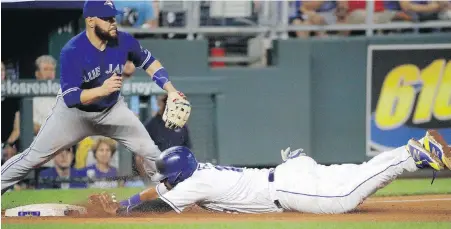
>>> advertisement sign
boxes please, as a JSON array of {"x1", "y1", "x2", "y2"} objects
[{"x1": 367, "y1": 44, "x2": 451, "y2": 156}]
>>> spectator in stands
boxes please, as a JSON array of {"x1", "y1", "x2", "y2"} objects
[
  {"x1": 339, "y1": 0, "x2": 398, "y2": 36},
  {"x1": 145, "y1": 94, "x2": 192, "y2": 151},
  {"x1": 75, "y1": 136, "x2": 119, "y2": 169},
  {"x1": 38, "y1": 147, "x2": 87, "y2": 189},
  {"x1": 438, "y1": 1, "x2": 451, "y2": 20},
  {"x1": 115, "y1": 0, "x2": 159, "y2": 28},
  {"x1": 33, "y1": 55, "x2": 57, "y2": 136},
  {"x1": 1, "y1": 61, "x2": 5, "y2": 80},
  {"x1": 300, "y1": 1, "x2": 349, "y2": 37},
  {"x1": 399, "y1": 0, "x2": 441, "y2": 22},
  {"x1": 288, "y1": 0, "x2": 310, "y2": 38},
  {"x1": 82, "y1": 138, "x2": 119, "y2": 189},
  {"x1": 1, "y1": 61, "x2": 21, "y2": 166},
  {"x1": 383, "y1": 1, "x2": 415, "y2": 22},
  {"x1": 343, "y1": 0, "x2": 396, "y2": 24}
]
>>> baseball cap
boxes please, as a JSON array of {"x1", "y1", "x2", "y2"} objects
[{"x1": 83, "y1": 0, "x2": 123, "y2": 18}]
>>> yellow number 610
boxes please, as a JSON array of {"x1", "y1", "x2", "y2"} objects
[{"x1": 375, "y1": 59, "x2": 451, "y2": 130}]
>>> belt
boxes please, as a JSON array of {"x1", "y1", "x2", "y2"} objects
[
  {"x1": 268, "y1": 169, "x2": 282, "y2": 209},
  {"x1": 76, "y1": 105, "x2": 112, "y2": 113}
]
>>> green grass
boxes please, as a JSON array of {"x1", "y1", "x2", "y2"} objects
[
  {"x1": 2, "y1": 222, "x2": 450, "y2": 229},
  {"x1": 2, "y1": 187, "x2": 142, "y2": 210},
  {"x1": 374, "y1": 177, "x2": 451, "y2": 196},
  {"x1": 2, "y1": 178, "x2": 450, "y2": 229},
  {"x1": 2, "y1": 178, "x2": 451, "y2": 210}
]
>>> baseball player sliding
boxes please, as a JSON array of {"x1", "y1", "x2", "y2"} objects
[
  {"x1": 1, "y1": 0, "x2": 191, "y2": 194},
  {"x1": 90, "y1": 130, "x2": 450, "y2": 215}
]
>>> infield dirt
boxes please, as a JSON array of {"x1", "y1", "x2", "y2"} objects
[{"x1": 2, "y1": 194, "x2": 451, "y2": 224}]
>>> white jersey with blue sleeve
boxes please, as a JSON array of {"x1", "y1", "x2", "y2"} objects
[{"x1": 156, "y1": 163, "x2": 282, "y2": 214}]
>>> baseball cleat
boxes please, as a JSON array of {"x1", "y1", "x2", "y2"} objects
[
  {"x1": 423, "y1": 130, "x2": 451, "y2": 170},
  {"x1": 406, "y1": 138, "x2": 444, "y2": 171}
]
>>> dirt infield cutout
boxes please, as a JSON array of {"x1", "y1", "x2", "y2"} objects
[{"x1": 3, "y1": 194, "x2": 450, "y2": 224}]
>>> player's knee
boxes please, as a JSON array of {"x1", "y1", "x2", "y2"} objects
[{"x1": 337, "y1": 197, "x2": 362, "y2": 213}]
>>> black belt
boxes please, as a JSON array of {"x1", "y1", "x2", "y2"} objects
[
  {"x1": 76, "y1": 105, "x2": 112, "y2": 113},
  {"x1": 268, "y1": 169, "x2": 282, "y2": 209}
]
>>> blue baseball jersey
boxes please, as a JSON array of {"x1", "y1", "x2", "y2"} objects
[
  {"x1": 82, "y1": 164, "x2": 117, "y2": 179},
  {"x1": 59, "y1": 30, "x2": 152, "y2": 111},
  {"x1": 38, "y1": 167, "x2": 88, "y2": 189}
]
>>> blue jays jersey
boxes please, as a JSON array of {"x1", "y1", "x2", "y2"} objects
[{"x1": 59, "y1": 30, "x2": 151, "y2": 111}]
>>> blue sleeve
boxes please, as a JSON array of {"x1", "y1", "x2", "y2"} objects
[
  {"x1": 59, "y1": 48, "x2": 83, "y2": 108},
  {"x1": 124, "y1": 33, "x2": 154, "y2": 70}
]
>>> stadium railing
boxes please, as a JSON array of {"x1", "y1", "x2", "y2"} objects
[{"x1": 118, "y1": 1, "x2": 450, "y2": 67}]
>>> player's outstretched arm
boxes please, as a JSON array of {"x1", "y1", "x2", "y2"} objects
[
  {"x1": 124, "y1": 32, "x2": 191, "y2": 129},
  {"x1": 89, "y1": 186, "x2": 174, "y2": 215},
  {"x1": 119, "y1": 186, "x2": 159, "y2": 207},
  {"x1": 117, "y1": 198, "x2": 174, "y2": 215}
]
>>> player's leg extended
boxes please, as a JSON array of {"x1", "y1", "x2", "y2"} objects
[
  {"x1": 314, "y1": 138, "x2": 443, "y2": 213},
  {"x1": 95, "y1": 97, "x2": 161, "y2": 176},
  {"x1": 1, "y1": 97, "x2": 94, "y2": 193}
]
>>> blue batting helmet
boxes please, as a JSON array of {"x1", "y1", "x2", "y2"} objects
[{"x1": 155, "y1": 146, "x2": 198, "y2": 187}]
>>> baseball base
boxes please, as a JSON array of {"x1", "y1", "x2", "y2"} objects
[{"x1": 4, "y1": 203, "x2": 87, "y2": 217}]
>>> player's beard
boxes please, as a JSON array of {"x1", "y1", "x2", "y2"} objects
[{"x1": 94, "y1": 25, "x2": 117, "y2": 42}]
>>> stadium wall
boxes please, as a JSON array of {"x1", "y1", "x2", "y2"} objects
[{"x1": 133, "y1": 34, "x2": 450, "y2": 166}]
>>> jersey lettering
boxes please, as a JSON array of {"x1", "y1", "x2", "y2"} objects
[
  {"x1": 197, "y1": 163, "x2": 243, "y2": 172},
  {"x1": 214, "y1": 165, "x2": 243, "y2": 172},
  {"x1": 105, "y1": 64, "x2": 125, "y2": 75},
  {"x1": 84, "y1": 66, "x2": 101, "y2": 83}
]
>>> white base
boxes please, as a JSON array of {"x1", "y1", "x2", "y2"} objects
[{"x1": 4, "y1": 203, "x2": 87, "y2": 217}]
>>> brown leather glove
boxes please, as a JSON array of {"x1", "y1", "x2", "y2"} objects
[{"x1": 88, "y1": 192, "x2": 120, "y2": 216}]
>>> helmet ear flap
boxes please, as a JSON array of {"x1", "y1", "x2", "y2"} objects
[{"x1": 169, "y1": 171, "x2": 183, "y2": 187}]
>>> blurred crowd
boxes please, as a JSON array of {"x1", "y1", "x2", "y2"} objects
[
  {"x1": 1, "y1": 56, "x2": 192, "y2": 192},
  {"x1": 288, "y1": 0, "x2": 451, "y2": 38},
  {"x1": 107, "y1": 0, "x2": 451, "y2": 36}
]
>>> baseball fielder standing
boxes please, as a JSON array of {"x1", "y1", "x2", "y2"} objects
[{"x1": 1, "y1": 0, "x2": 191, "y2": 194}]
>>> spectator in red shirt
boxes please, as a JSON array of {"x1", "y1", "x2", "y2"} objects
[{"x1": 345, "y1": 0, "x2": 397, "y2": 24}]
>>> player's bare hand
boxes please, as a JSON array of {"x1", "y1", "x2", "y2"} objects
[{"x1": 101, "y1": 74, "x2": 122, "y2": 96}]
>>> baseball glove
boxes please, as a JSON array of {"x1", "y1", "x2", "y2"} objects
[
  {"x1": 163, "y1": 91, "x2": 191, "y2": 129},
  {"x1": 88, "y1": 192, "x2": 119, "y2": 216}
]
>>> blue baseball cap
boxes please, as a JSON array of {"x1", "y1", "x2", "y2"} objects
[{"x1": 83, "y1": 0, "x2": 122, "y2": 18}]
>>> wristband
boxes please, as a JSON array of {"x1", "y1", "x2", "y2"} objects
[
  {"x1": 120, "y1": 193, "x2": 142, "y2": 207},
  {"x1": 152, "y1": 67, "x2": 170, "y2": 89}
]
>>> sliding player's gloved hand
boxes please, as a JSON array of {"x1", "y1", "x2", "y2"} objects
[
  {"x1": 88, "y1": 192, "x2": 120, "y2": 216},
  {"x1": 280, "y1": 147, "x2": 305, "y2": 162},
  {"x1": 163, "y1": 91, "x2": 191, "y2": 129}
]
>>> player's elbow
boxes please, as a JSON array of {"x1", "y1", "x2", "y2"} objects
[{"x1": 62, "y1": 90, "x2": 82, "y2": 108}]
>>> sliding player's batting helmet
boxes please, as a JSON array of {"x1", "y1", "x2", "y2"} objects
[{"x1": 155, "y1": 146, "x2": 198, "y2": 187}]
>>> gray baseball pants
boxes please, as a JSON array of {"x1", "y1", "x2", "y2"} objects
[{"x1": 1, "y1": 95, "x2": 161, "y2": 192}]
